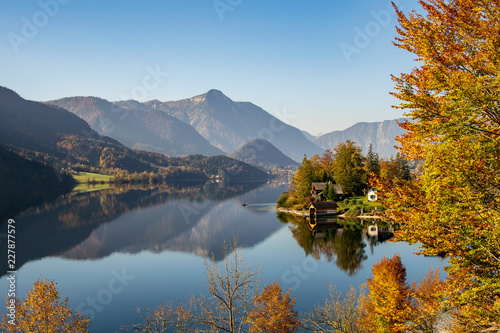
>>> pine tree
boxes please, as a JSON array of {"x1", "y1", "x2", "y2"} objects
[{"x1": 365, "y1": 143, "x2": 380, "y2": 176}]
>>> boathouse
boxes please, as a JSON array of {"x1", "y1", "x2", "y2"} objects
[{"x1": 308, "y1": 201, "x2": 339, "y2": 216}]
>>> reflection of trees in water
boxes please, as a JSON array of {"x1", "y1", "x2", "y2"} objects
[
  {"x1": 279, "y1": 213, "x2": 368, "y2": 276},
  {"x1": 15, "y1": 181, "x2": 265, "y2": 228},
  {"x1": 331, "y1": 227, "x2": 367, "y2": 276}
]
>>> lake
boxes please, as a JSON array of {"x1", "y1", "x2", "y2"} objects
[{"x1": 0, "y1": 181, "x2": 447, "y2": 332}]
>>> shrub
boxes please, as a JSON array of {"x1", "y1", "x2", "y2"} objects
[{"x1": 277, "y1": 194, "x2": 289, "y2": 208}]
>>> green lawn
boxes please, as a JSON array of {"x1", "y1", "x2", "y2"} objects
[
  {"x1": 337, "y1": 195, "x2": 383, "y2": 211},
  {"x1": 73, "y1": 172, "x2": 112, "y2": 183},
  {"x1": 72, "y1": 172, "x2": 112, "y2": 193}
]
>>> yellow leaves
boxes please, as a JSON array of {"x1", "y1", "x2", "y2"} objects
[
  {"x1": 358, "y1": 255, "x2": 413, "y2": 332},
  {"x1": 358, "y1": 255, "x2": 447, "y2": 333},
  {"x1": 246, "y1": 282, "x2": 300, "y2": 333},
  {"x1": 390, "y1": 0, "x2": 500, "y2": 327},
  {"x1": 1, "y1": 278, "x2": 90, "y2": 333}
]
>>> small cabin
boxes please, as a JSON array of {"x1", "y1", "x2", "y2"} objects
[
  {"x1": 308, "y1": 201, "x2": 339, "y2": 217},
  {"x1": 311, "y1": 182, "x2": 344, "y2": 201},
  {"x1": 311, "y1": 182, "x2": 327, "y2": 200},
  {"x1": 367, "y1": 188, "x2": 378, "y2": 202}
]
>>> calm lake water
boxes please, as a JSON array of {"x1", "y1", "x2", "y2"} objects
[{"x1": 0, "y1": 181, "x2": 447, "y2": 332}]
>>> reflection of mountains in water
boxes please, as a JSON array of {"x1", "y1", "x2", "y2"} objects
[
  {"x1": 278, "y1": 213, "x2": 394, "y2": 276},
  {"x1": 0, "y1": 181, "x2": 287, "y2": 273}
]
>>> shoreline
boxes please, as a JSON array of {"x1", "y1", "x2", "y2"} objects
[{"x1": 275, "y1": 206, "x2": 383, "y2": 219}]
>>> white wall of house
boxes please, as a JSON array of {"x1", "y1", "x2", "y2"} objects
[{"x1": 367, "y1": 189, "x2": 377, "y2": 202}]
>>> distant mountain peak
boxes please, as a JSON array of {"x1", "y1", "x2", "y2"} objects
[
  {"x1": 230, "y1": 138, "x2": 300, "y2": 169},
  {"x1": 204, "y1": 89, "x2": 233, "y2": 104},
  {"x1": 206, "y1": 89, "x2": 224, "y2": 96}
]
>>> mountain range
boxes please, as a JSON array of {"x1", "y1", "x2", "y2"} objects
[
  {"x1": 0, "y1": 86, "x2": 268, "y2": 180},
  {"x1": 113, "y1": 89, "x2": 325, "y2": 161},
  {"x1": 49, "y1": 89, "x2": 406, "y2": 162},
  {"x1": 46, "y1": 96, "x2": 224, "y2": 157},
  {"x1": 315, "y1": 119, "x2": 406, "y2": 159},
  {"x1": 1, "y1": 85, "x2": 406, "y2": 176}
]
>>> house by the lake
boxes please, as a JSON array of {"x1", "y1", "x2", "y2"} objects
[
  {"x1": 367, "y1": 188, "x2": 378, "y2": 202},
  {"x1": 308, "y1": 201, "x2": 339, "y2": 217},
  {"x1": 311, "y1": 182, "x2": 343, "y2": 201}
]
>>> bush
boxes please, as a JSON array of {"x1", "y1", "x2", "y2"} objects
[
  {"x1": 357, "y1": 200, "x2": 364, "y2": 205},
  {"x1": 277, "y1": 193, "x2": 289, "y2": 208}
]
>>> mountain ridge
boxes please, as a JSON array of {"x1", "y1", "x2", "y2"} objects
[
  {"x1": 0, "y1": 86, "x2": 268, "y2": 180},
  {"x1": 46, "y1": 96, "x2": 224, "y2": 157},
  {"x1": 118, "y1": 89, "x2": 324, "y2": 161},
  {"x1": 314, "y1": 118, "x2": 406, "y2": 158}
]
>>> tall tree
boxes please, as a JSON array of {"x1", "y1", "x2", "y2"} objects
[
  {"x1": 365, "y1": 144, "x2": 380, "y2": 177},
  {"x1": 1, "y1": 279, "x2": 90, "y2": 332},
  {"x1": 358, "y1": 255, "x2": 413, "y2": 333},
  {"x1": 290, "y1": 155, "x2": 314, "y2": 209},
  {"x1": 332, "y1": 140, "x2": 366, "y2": 196},
  {"x1": 381, "y1": 0, "x2": 500, "y2": 330},
  {"x1": 319, "y1": 149, "x2": 335, "y2": 176},
  {"x1": 247, "y1": 282, "x2": 300, "y2": 333},
  {"x1": 395, "y1": 153, "x2": 410, "y2": 181},
  {"x1": 196, "y1": 239, "x2": 261, "y2": 333}
]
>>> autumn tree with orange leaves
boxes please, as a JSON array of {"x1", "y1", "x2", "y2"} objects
[
  {"x1": 1, "y1": 278, "x2": 90, "y2": 332},
  {"x1": 358, "y1": 255, "x2": 413, "y2": 332},
  {"x1": 247, "y1": 282, "x2": 300, "y2": 333},
  {"x1": 358, "y1": 255, "x2": 447, "y2": 333},
  {"x1": 375, "y1": 0, "x2": 500, "y2": 330}
]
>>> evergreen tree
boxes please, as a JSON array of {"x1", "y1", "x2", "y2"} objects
[
  {"x1": 324, "y1": 182, "x2": 330, "y2": 201},
  {"x1": 395, "y1": 153, "x2": 410, "y2": 181},
  {"x1": 365, "y1": 144, "x2": 380, "y2": 176}
]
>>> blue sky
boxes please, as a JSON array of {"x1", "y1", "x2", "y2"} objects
[{"x1": 1, "y1": 0, "x2": 419, "y2": 135}]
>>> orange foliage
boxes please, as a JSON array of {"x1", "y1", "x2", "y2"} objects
[
  {"x1": 358, "y1": 255, "x2": 413, "y2": 332},
  {"x1": 382, "y1": 0, "x2": 500, "y2": 329},
  {"x1": 247, "y1": 282, "x2": 300, "y2": 333}
]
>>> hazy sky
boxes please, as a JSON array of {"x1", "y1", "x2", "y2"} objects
[{"x1": 1, "y1": 0, "x2": 419, "y2": 135}]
